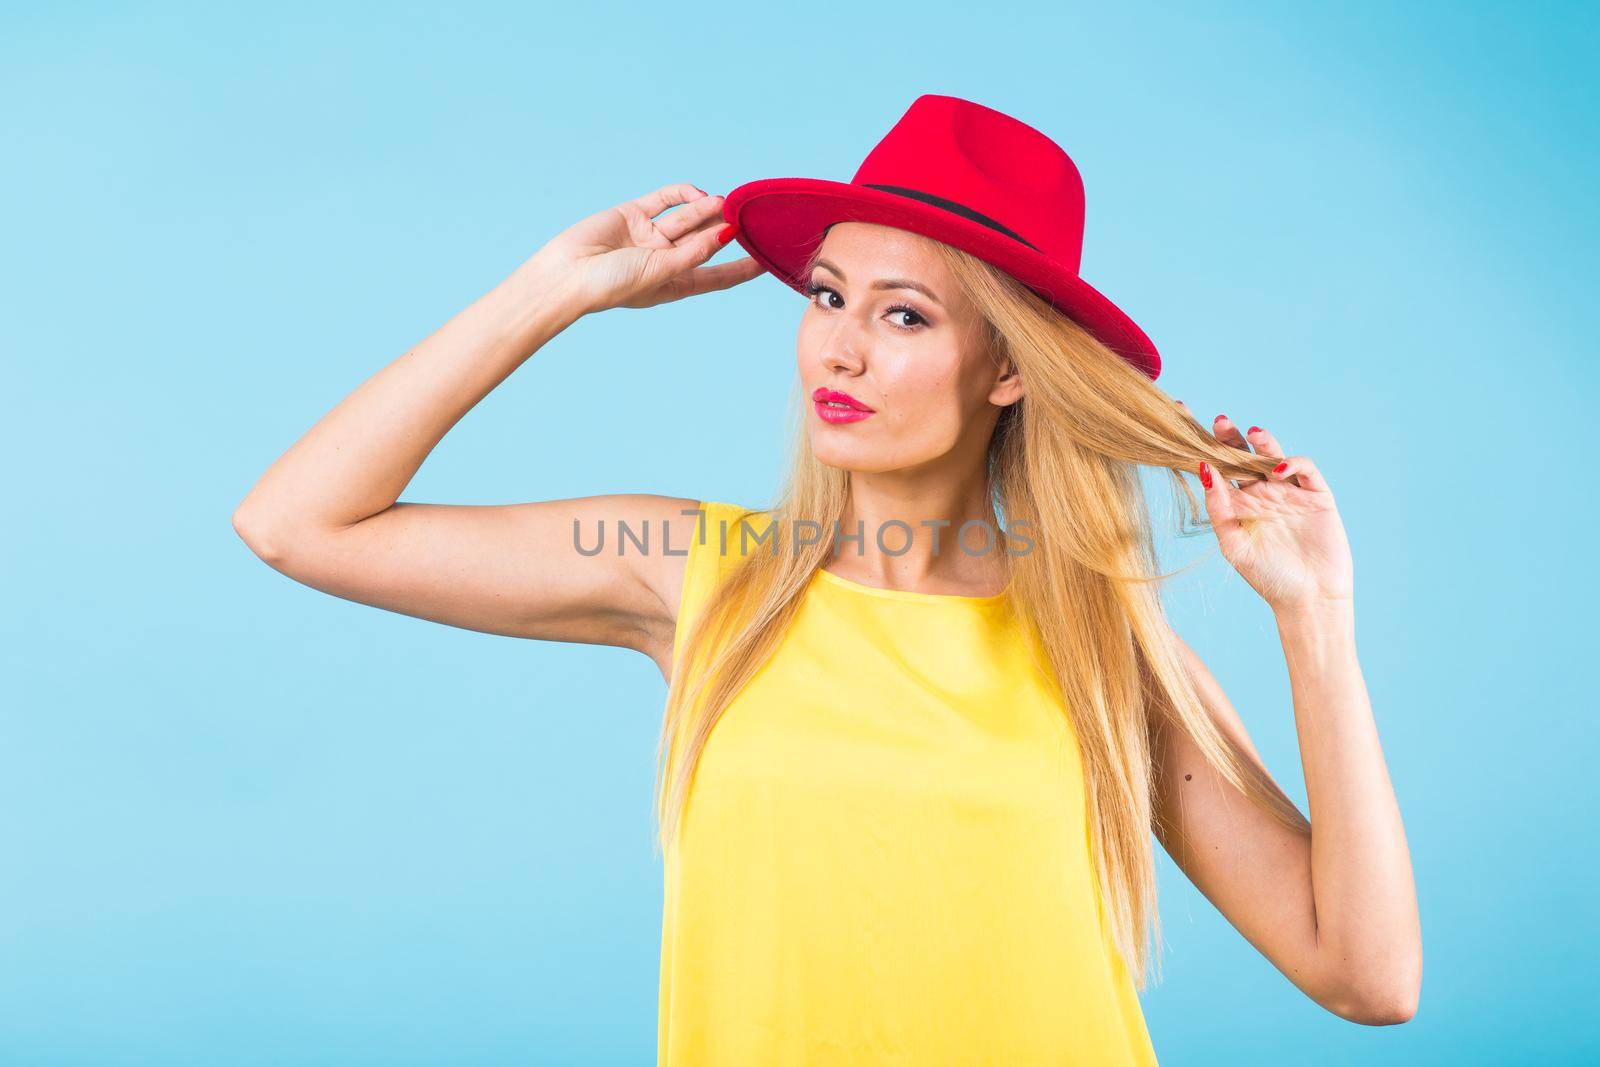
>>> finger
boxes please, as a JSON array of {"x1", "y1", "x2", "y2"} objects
[
  {"x1": 660, "y1": 215, "x2": 739, "y2": 275},
  {"x1": 1174, "y1": 399, "x2": 1204, "y2": 429},
  {"x1": 1244, "y1": 424, "x2": 1286, "y2": 460},
  {"x1": 629, "y1": 182, "x2": 713, "y2": 221},
  {"x1": 679, "y1": 255, "x2": 767, "y2": 296},
  {"x1": 1198, "y1": 460, "x2": 1243, "y2": 542},
  {"x1": 1212, "y1": 413, "x2": 1252, "y2": 451},
  {"x1": 656, "y1": 193, "x2": 724, "y2": 243},
  {"x1": 1269, "y1": 455, "x2": 1331, "y2": 493}
]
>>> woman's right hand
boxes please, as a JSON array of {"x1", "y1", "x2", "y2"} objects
[{"x1": 528, "y1": 183, "x2": 766, "y2": 318}]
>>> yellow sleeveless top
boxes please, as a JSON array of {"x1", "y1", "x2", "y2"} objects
[{"x1": 659, "y1": 501, "x2": 1158, "y2": 1066}]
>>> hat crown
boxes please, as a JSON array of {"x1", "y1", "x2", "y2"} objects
[
  {"x1": 851, "y1": 95, "x2": 1088, "y2": 274},
  {"x1": 720, "y1": 94, "x2": 1160, "y2": 378}
]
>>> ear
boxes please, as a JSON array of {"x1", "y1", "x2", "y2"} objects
[{"x1": 987, "y1": 354, "x2": 1025, "y2": 407}]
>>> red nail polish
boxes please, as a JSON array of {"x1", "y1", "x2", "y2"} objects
[
  {"x1": 1199, "y1": 461, "x2": 1213, "y2": 489},
  {"x1": 716, "y1": 223, "x2": 739, "y2": 246},
  {"x1": 1248, "y1": 426, "x2": 1262, "y2": 435},
  {"x1": 1273, "y1": 461, "x2": 1289, "y2": 475}
]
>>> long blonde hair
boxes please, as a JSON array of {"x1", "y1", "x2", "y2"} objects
[{"x1": 651, "y1": 232, "x2": 1310, "y2": 988}]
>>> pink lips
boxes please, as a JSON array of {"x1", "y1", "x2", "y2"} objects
[{"x1": 812, "y1": 386, "x2": 876, "y2": 424}]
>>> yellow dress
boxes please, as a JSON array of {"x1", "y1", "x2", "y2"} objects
[{"x1": 659, "y1": 501, "x2": 1158, "y2": 1066}]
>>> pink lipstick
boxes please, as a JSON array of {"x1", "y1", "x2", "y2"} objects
[{"x1": 812, "y1": 386, "x2": 876, "y2": 424}]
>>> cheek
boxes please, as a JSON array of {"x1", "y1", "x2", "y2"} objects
[
  {"x1": 883, "y1": 354, "x2": 965, "y2": 417},
  {"x1": 796, "y1": 316, "x2": 827, "y2": 366},
  {"x1": 860, "y1": 369, "x2": 963, "y2": 455}
]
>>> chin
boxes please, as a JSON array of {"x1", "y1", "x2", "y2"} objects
[
  {"x1": 810, "y1": 445, "x2": 868, "y2": 473},
  {"x1": 808, "y1": 437, "x2": 907, "y2": 475},
  {"x1": 810, "y1": 417, "x2": 955, "y2": 474}
]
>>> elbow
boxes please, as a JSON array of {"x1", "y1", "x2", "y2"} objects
[
  {"x1": 1336, "y1": 987, "x2": 1419, "y2": 1027},
  {"x1": 1325, "y1": 960, "x2": 1422, "y2": 1026},
  {"x1": 232, "y1": 499, "x2": 295, "y2": 568}
]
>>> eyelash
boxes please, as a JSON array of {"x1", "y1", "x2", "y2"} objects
[{"x1": 803, "y1": 280, "x2": 929, "y2": 333}]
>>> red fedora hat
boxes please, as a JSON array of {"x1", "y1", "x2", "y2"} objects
[{"x1": 721, "y1": 94, "x2": 1160, "y2": 380}]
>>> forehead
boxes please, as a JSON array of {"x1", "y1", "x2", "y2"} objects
[{"x1": 815, "y1": 221, "x2": 953, "y2": 281}]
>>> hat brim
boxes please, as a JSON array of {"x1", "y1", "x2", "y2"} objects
[{"x1": 722, "y1": 176, "x2": 1160, "y2": 380}]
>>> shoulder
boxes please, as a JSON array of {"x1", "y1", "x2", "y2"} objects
[
  {"x1": 654, "y1": 498, "x2": 771, "y2": 610},
  {"x1": 662, "y1": 498, "x2": 775, "y2": 678},
  {"x1": 693, "y1": 501, "x2": 778, "y2": 564}
]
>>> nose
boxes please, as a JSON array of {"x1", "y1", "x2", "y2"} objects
[{"x1": 819, "y1": 320, "x2": 868, "y2": 376}]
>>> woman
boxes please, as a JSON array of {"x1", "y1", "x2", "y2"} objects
[{"x1": 234, "y1": 95, "x2": 1421, "y2": 1064}]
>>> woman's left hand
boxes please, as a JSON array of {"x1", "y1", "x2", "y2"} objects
[{"x1": 1179, "y1": 405, "x2": 1354, "y2": 614}]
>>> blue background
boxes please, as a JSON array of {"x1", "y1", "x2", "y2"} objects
[{"x1": 4, "y1": 2, "x2": 1594, "y2": 1063}]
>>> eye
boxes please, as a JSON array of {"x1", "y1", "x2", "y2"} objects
[
  {"x1": 884, "y1": 304, "x2": 926, "y2": 331},
  {"x1": 804, "y1": 280, "x2": 929, "y2": 333},
  {"x1": 804, "y1": 280, "x2": 844, "y2": 311}
]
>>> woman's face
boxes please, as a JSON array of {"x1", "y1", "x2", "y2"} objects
[{"x1": 797, "y1": 222, "x2": 1022, "y2": 476}]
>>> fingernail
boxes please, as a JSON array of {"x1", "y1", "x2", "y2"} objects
[
  {"x1": 1199, "y1": 461, "x2": 1213, "y2": 489},
  {"x1": 1248, "y1": 426, "x2": 1262, "y2": 435},
  {"x1": 1273, "y1": 461, "x2": 1289, "y2": 475},
  {"x1": 716, "y1": 222, "x2": 739, "y2": 246}
]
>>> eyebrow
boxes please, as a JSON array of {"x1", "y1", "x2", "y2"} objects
[{"x1": 812, "y1": 259, "x2": 944, "y2": 309}]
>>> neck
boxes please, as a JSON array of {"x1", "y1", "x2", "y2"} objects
[{"x1": 830, "y1": 468, "x2": 1008, "y2": 594}]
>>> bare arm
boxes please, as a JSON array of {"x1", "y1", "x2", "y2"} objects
[
  {"x1": 1151, "y1": 616, "x2": 1422, "y2": 1025},
  {"x1": 232, "y1": 183, "x2": 762, "y2": 676}
]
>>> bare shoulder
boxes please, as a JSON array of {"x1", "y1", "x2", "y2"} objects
[
  {"x1": 609, "y1": 494, "x2": 715, "y2": 672},
  {"x1": 623, "y1": 493, "x2": 710, "y2": 615},
  {"x1": 633, "y1": 497, "x2": 772, "y2": 675}
]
